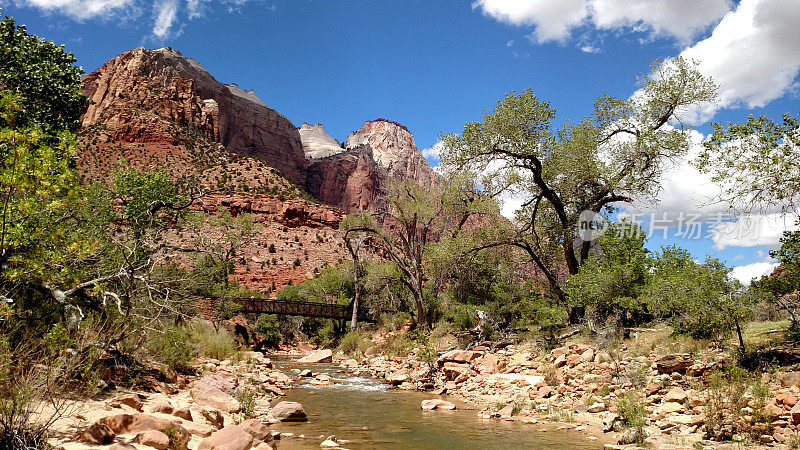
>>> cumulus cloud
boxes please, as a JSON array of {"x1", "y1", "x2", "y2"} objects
[
  {"x1": 680, "y1": 0, "x2": 800, "y2": 114},
  {"x1": 474, "y1": 0, "x2": 588, "y2": 42},
  {"x1": 17, "y1": 0, "x2": 133, "y2": 20},
  {"x1": 15, "y1": 0, "x2": 268, "y2": 38},
  {"x1": 473, "y1": 0, "x2": 731, "y2": 43},
  {"x1": 711, "y1": 213, "x2": 800, "y2": 250},
  {"x1": 151, "y1": 0, "x2": 178, "y2": 38},
  {"x1": 420, "y1": 141, "x2": 443, "y2": 163},
  {"x1": 730, "y1": 261, "x2": 779, "y2": 285}
]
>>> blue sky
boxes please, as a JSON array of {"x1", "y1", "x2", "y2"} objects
[{"x1": 2, "y1": 0, "x2": 799, "y2": 282}]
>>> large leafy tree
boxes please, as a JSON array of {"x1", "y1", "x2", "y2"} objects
[
  {"x1": 0, "y1": 16, "x2": 87, "y2": 133},
  {"x1": 441, "y1": 58, "x2": 717, "y2": 307},
  {"x1": 341, "y1": 176, "x2": 491, "y2": 328},
  {"x1": 696, "y1": 112, "x2": 800, "y2": 213}
]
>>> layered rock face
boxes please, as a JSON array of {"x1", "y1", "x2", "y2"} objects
[
  {"x1": 298, "y1": 123, "x2": 344, "y2": 159},
  {"x1": 303, "y1": 119, "x2": 437, "y2": 212},
  {"x1": 305, "y1": 145, "x2": 388, "y2": 212},
  {"x1": 344, "y1": 119, "x2": 437, "y2": 188},
  {"x1": 80, "y1": 47, "x2": 306, "y2": 184}
]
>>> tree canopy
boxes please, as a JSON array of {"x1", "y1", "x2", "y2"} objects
[{"x1": 440, "y1": 57, "x2": 717, "y2": 306}]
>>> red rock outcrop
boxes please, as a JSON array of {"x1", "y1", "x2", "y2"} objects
[
  {"x1": 305, "y1": 145, "x2": 388, "y2": 212},
  {"x1": 345, "y1": 118, "x2": 438, "y2": 188},
  {"x1": 80, "y1": 47, "x2": 306, "y2": 185}
]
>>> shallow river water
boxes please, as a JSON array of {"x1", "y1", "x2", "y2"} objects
[{"x1": 267, "y1": 355, "x2": 605, "y2": 449}]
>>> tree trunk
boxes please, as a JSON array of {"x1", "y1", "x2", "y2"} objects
[
  {"x1": 350, "y1": 264, "x2": 361, "y2": 330},
  {"x1": 412, "y1": 287, "x2": 428, "y2": 329}
]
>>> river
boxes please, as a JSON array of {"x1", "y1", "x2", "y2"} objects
[{"x1": 267, "y1": 355, "x2": 606, "y2": 449}]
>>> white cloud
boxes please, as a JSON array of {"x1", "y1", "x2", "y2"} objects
[
  {"x1": 473, "y1": 0, "x2": 730, "y2": 43},
  {"x1": 473, "y1": 0, "x2": 588, "y2": 42},
  {"x1": 711, "y1": 213, "x2": 800, "y2": 250},
  {"x1": 151, "y1": 0, "x2": 178, "y2": 38},
  {"x1": 506, "y1": 39, "x2": 515, "y2": 47},
  {"x1": 680, "y1": 0, "x2": 800, "y2": 113},
  {"x1": 730, "y1": 261, "x2": 779, "y2": 285},
  {"x1": 580, "y1": 44, "x2": 599, "y2": 53},
  {"x1": 421, "y1": 141, "x2": 443, "y2": 162},
  {"x1": 17, "y1": 0, "x2": 133, "y2": 20},
  {"x1": 591, "y1": 0, "x2": 731, "y2": 42}
]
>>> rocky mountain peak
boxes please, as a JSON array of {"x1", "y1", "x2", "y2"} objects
[
  {"x1": 80, "y1": 47, "x2": 306, "y2": 184},
  {"x1": 298, "y1": 123, "x2": 344, "y2": 160},
  {"x1": 345, "y1": 119, "x2": 437, "y2": 188}
]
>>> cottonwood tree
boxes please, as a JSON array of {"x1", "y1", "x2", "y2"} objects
[
  {"x1": 440, "y1": 57, "x2": 717, "y2": 309},
  {"x1": 696, "y1": 112, "x2": 800, "y2": 213},
  {"x1": 341, "y1": 223, "x2": 368, "y2": 329},
  {"x1": 341, "y1": 177, "x2": 490, "y2": 328}
]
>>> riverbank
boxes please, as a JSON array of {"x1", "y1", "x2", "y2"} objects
[
  {"x1": 337, "y1": 323, "x2": 800, "y2": 449},
  {"x1": 48, "y1": 348, "x2": 612, "y2": 449}
]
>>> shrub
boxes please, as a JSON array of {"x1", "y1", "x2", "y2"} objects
[
  {"x1": 616, "y1": 391, "x2": 647, "y2": 429},
  {"x1": 186, "y1": 321, "x2": 237, "y2": 361},
  {"x1": 339, "y1": 331, "x2": 367, "y2": 356},
  {"x1": 254, "y1": 315, "x2": 280, "y2": 348},
  {"x1": 236, "y1": 390, "x2": 255, "y2": 419},
  {"x1": 147, "y1": 327, "x2": 196, "y2": 373}
]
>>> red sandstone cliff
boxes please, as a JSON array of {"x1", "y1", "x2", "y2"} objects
[
  {"x1": 345, "y1": 119, "x2": 438, "y2": 189},
  {"x1": 80, "y1": 47, "x2": 307, "y2": 185}
]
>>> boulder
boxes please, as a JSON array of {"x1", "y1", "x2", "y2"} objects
[
  {"x1": 74, "y1": 422, "x2": 115, "y2": 445},
  {"x1": 438, "y1": 350, "x2": 481, "y2": 364},
  {"x1": 320, "y1": 438, "x2": 339, "y2": 448},
  {"x1": 497, "y1": 404, "x2": 514, "y2": 418},
  {"x1": 198, "y1": 424, "x2": 254, "y2": 450},
  {"x1": 385, "y1": 371, "x2": 408, "y2": 385},
  {"x1": 664, "y1": 387, "x2": 687, "y2": 403},
  {"x1": 442, "y1": 362, "x2": 470, "y2": 380},
  {"x1": 268, "y1": 401, "x2": 308, "y2": 422},
  {"x1": 191, "y1": 386, "x2": 242, "y2": 413},
  {"x1": 298, "y1": 349, "x2": 333, "y2": 363},
  {"x1": 421, "y1": 399, "x2": 456, "y2": 410},
  {"x1": 474, "y1": 354, "x2": 499, "y2": 374},
  {"x1": 134, "y1": 430, "x2": 170, "y2": 450},
  {"x1": 238, "y1": 419, "x2": 275, "y2": 447},
  {"x1": 781, "y1": 371, "x2": 800, "y2": 388},
  {"x1": 147, "y1": 397, "x2": 174, "y2": 415},
  {"x1": 173, "y1": 407, "x2": 192, "y2": 421},
  {"x1": 98, "y1": 414, "x2": 189, "y2": 450},
  {"x1": 112, "y1": 393, "x2": 145, "y2": 411},
  {"x1": 196, "y1": 374, "x2": 238, "y2": 392},
  {"x1": 587, "y1": 402, "x2": 606, "y2": 413},
  {"x1": 655, "y1": 354, "x2": 693, "y2": 374},
  {"x1": 790, "y1": 403, "x2": 800, "y2": 424},
  {"x1": 310, "y1": 374, "x2": 334, "y2": 385}
]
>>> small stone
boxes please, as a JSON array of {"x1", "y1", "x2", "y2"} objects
[{"x1": 664, "y1": 387, "x2": 687, "y2": 403}]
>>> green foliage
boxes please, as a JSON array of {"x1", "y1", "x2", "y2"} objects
[
  {"x1": 147, "y1": 327, "x2": 196, "y2": 373},
  {"x1": 338, "y1": 331, "x2": 368, "y2": 357},
  {"x1": 236, "y1": 390, "x2": 255, "y2": 419},
  {"x1": 645, "y1": 248, "x2": 752, "y2": 340},
  {"x1": 277, "y1": 263, "x2": 354, "y2": 305},
  {"x1": 440, "y1": 58, "x2": 717, "y2": 303},
  {"x1": 0, "y1": 16, "x2": 86, "y2": 133},
  {"x1": 113, "y1": 168, "x2": 185, "y2": 235},
  {"x1": 185, "y1": 321, "x2": 236, "y2": 361},
  {"x1": 696, "y1": 112, "x2": 800, "y2": 212},
  {"x1": 566, "y1": 220, "x2": 649, "y2": 322},
  {"x1": 254, "y1": 315, "x2": 280, "y2": 348},
  {"x1": 616, "y1": 391, "x2": 647, "y2": 429}
]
